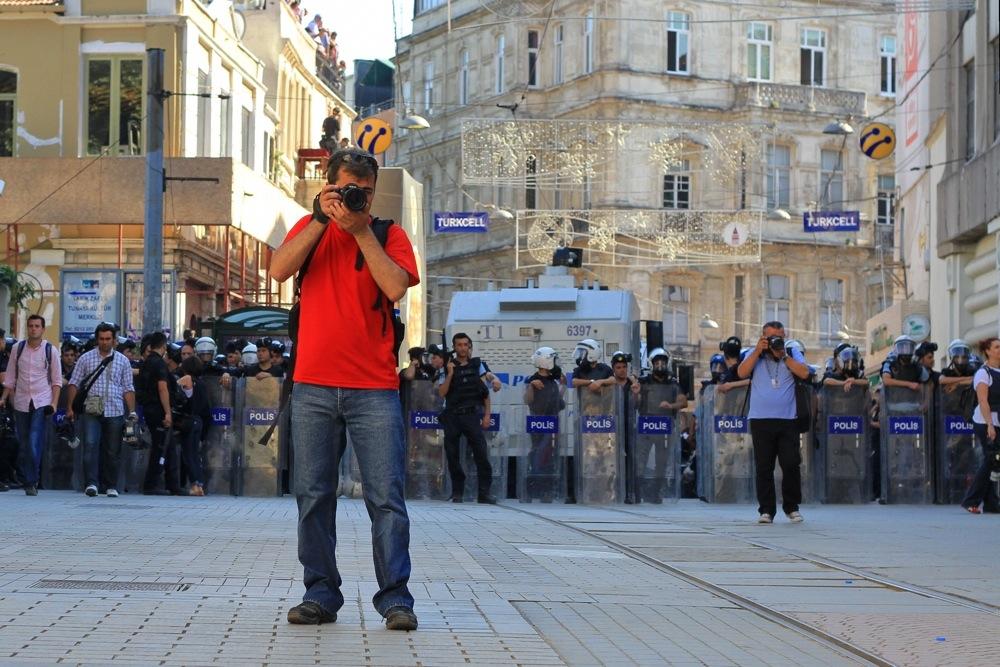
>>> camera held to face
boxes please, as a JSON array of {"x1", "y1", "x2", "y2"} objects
[
  {"x1": 333, "y1": 184, "x2": 368, "y2": 212},
  {"x1": 767, "y1": 336, "x2": 785, "y2": 355}
]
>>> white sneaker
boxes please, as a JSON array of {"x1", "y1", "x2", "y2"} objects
[
  {"x1": 106, "y1": 489, "x2": 118, "y2": 498},
  {"x1": 85, "y1": 485, "x2": 98, "y2": 497},
  {"x1": 787, "y1": 511, "x2": 804, "y2": 523},
  {"x1": 757, "y1": 513, "x2": 773, "y2": 524}
]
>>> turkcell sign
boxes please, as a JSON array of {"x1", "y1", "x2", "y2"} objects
[
  {"x1": 434, "y1": 211, "x2": 489, "y2": 233},
  {"x1": 246, "y1": 408, "x2": 277, "y2": 426},
  {"x1": 410, "y1": 411, "x2": 441, "y2": 429},
  {"x1": 714, "y1": 415, "x2": 748, "y2": 433},
  {"x1": 581, "y1": 415, "x2": 616, "y2": 433},
  {"x1": 527, "y1": 415, "x2": 559, "y2": 434},
  {"x1": 888, "y1": 416, "x2": 923, "y2": 435},
  {"x1": 827, "y1": 416, "x2": 863, "y2": 435},
  {"x1": 638, "y1": 415, "x2": 673, "y2": 435},
  {"x1": 211, "y1": 407, "x2": 232, "y2": 427},
  {"x1": 803, "y1": 210, "x2": 861, "y2": 233},
  {"x1": 944, "y1": 415, "x2": 975, "y2": 435}
]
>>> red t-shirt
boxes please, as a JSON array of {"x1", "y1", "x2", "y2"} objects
[{"x1": 285, "y1": 214, "x2": 419, "y2": 389}]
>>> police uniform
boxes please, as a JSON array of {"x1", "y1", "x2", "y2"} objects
[
  {"x1": 635, "y1": 373, "x2": 682, "y2": 502},
  {"x1": 441, "y1": 357, "x2": 492, "y2": 500},
  {"x1": 525, "y1": 371, "x2": 563, "y2": 499}
]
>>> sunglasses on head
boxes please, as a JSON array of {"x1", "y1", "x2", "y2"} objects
[{"x1": 330, "y1": 150, "x2": 379, "y2": 171}]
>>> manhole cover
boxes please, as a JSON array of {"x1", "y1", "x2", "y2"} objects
[
  {"x1": 75, "y1": 504, "x2": 155, "y2": 510},
  {"x1": 29, "y1": 579, "x2": 189, "y2": 592}
]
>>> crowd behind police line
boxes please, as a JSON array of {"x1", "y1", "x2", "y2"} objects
[{"x1": 0, "y1": 319, "x2": 289, "y2": 498}]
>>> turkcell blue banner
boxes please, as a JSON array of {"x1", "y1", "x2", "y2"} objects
[
  {"x1": 827, "y1": 415, "x2": 863, "y2": 435},
  {"x1": 637, "y1": 415, "x2": 673, "y2": 435},
  {"x1": 714, "y1": 415, "x2": 748, "y2": 433},
  {"x1": 410, "y1": 411, "x2": 441, "y2": 429},
  {"x1": 581, "y1": 415, "x2": 616, "y2": 433},
  {"x1": 803, "y1": 210, "x2": 861, "y2": 232},
  {"x1": 527, "y1": 415, "x2": 559, "y2": 434},
  {"x1": 434, "y1": 211, "x2": 489, "y2": 233},
  {"x1": 944, "y1": 415, "x2": 974, "y2": 435},
  {"x1": 888, "y1": 415, "x2": 923, "y2": 435},
  {"x1": 246, "y1": 408, "x2": 277, "y2": 426},
  {"x1": 211, "y1": 407, "x2": 232, "y2": 427}
]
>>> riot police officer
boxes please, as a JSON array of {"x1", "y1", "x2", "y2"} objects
[
  {"x1": 881, "y1": 335, "x2": 930, "y2": 389},
  {"x1": 636, "y1": 348, "x2": 688, "y2": 502},
  {"x1": 523, "y1": 347, "x2": 566, "y2": 501},
  {"x1": 823, "y1": 344, "x2": 865, "y2": 392},
  {"x1": 717, "y1": 336, "x2": 750, "y2": 394},
  {"x1": 570, "y1": 338, "x2": 613, "y2": 391},
  {"x1": 940, "y1": 339, "x2": 977, "y2": 393},
  {"x1": 437, "y1": 333, "x2": 496, "y2": 504}
]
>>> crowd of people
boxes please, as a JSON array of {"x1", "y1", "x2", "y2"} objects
[
  {"x1": 285, "y1": 1, "x2": 346, "y2": 93},
  {"x1": 0, "y1": 319, "x2": 288, "y2": 498}
]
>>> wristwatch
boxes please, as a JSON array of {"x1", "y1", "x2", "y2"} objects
[{"x1": 312, "y1": 194, "x2": 330, "y2": 224}]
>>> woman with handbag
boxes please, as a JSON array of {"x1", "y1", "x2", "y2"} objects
[{"x1": 961, "y1": 337, "x2": 1000, "y2": 514}]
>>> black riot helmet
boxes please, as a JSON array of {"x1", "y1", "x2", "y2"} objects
[
  {"x1": 720, "y1": 336, "x2": 742, "y2": 359},
  {"x1": 709, "y1": 353, "x2": 726, "y2": 381}
]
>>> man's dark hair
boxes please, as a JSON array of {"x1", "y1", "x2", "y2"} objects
[
  {"x1": 452, "y1": 333, "x2": 472, "y2": 346},
  {"x1": 407, "y1": 346, "x2": 425, "y2": 360},
  {"x1": 762, "y1": 321, "x2": 785, "y2": 331},
  {"x1": 180, "y1": 355, "x2": 204, "y2": 378},
  {"x1": 27, "y1": 314, "x2": 45, "y2": 327},
  {"x1": 146, "y1": 332, "x2": 168, "y2": 351},
  {"x1": 326, "y1": 148, "x2": 379, "y2": 184},
  {"x1": 95, "y1": 322, "x2": 118, "y2": 337}
]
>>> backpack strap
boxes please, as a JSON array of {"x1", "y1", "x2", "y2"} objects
[{"x1": 354, "y1": 218, "x2": 397, "y2": 336}]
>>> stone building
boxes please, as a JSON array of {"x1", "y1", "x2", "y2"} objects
[
  {"x1": 393, "y1": 0, "x2": 898, "y2": 369},
  {"x1": 0, "y1": 0, "x2": 351, "y2": 338}
]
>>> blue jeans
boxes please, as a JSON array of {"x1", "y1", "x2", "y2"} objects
[
  {"x1": 181, "y1": 415, "x2": 204, "y2": 487},
  {"x1": 81, "y1": 414, "x2": 124, "y2": 491},
  {"x1": 292, "y1": 383, "x2": 413, "y2": 616},
  {"x1": 15, "y1": 407, "x2": 48, "y2": 486}
]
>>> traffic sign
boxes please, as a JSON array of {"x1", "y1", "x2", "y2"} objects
[
  {"x1": 355, "y1": 117, "x2": 392, "y2": 155},
  {"x1": 859, "y1": 122, "x2": 895, "y2": 160}
]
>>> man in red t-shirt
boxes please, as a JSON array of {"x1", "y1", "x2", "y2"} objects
[{"x1": 271, "y1": 149, "x2": 419, "y2": 631}]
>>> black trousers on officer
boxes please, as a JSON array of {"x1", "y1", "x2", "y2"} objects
[
  {"x1": 142, "y1": 406, "x2": 180, "y2": 494},
  {"x1": 441, "y1": 410, "x2": 492, "y2": 498},
  {"x1": 749, "y1": 418, "x2": 801, "y2": 516}
]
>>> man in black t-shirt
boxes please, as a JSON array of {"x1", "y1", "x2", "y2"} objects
[
  {"x1": 244, "y1": 340, "x2": 285, "y2": 380},
  {"x1": 138, "y1": 332, "x2": 181, "y2": 495}
]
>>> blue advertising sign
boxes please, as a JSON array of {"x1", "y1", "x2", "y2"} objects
[
  {"x1": 714, "y1": 415, "x2": 748, "y2": 433},
  {"x1": 638, "y1": 415, "x2": 673, "y2": 435},
  {"x1": 410, "y1": 411, "x2": 442, "y2": 430},
  {"x1": 211, "y1": 407, "x2": 232, "y2": 427},
  {"x1": 888, "y1": 416, "x2": 924, "y2": 435},
  {"x1": 246, "y1": 408, "x2": 277, "y2": 426},
  {"x1": 827, "y1": 416, "x2": 864, "y2": 435},
  {"x1": 803, "y1": 210, "x2": 861, "y2": 233},
  {"x1": 527, "y1": 415, "x2": 559, "y2": 434},
  {"x1": 581, "y1": 414, "x2": 616, "y2": 433},
  {"x1": 434, "y1": 212, "x2": 489, "y2": 233},
  {"x1": 944, "y1": 415, "x2": 974, "y2": 436}
]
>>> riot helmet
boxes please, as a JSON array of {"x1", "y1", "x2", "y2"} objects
[
  {"x1": 720, "y1": 336, "x2": 742, "y2": 359},
  {"x1": 648, "y1": 347, "x2": 671, "y2": 375},
  {"x1": 610, "y1": 350, "x2": 632, "y2": 366},
  {"x1": 785, "y1": 339, "x2": 805, "y2": 358},
  {"x1": 531, "y1": 346, "x2": 558, "y2": 370},
  {"x1": 892, "y1": 335, "x2": 916, "y2": 364},
  {"x1": 709, "y1": 353, "x2": 727, "y2": 380},
  {"x1": 55, "y1": 419, "x2": 80, "y2": 450},
  {"x1": 241, "y1": 343, "x2": 258, "y2": 366},
  {"x1": 214, "y1": 354, "x2": 227, "y2": 366},
  {"x1": 195, "y1": 336, "x2": 218, "y2": 358},
  {"x1": 573, "y1": 338, "x2": 601, "y2": 366},
  {"x1": 838, "y1": 345, "x2": 862, "y2": 375},
  {"x1": 948, "y1": 339, "x2": 971, "y2": 369}
]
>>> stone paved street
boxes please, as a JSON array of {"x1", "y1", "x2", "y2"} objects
[{"x1": 1, "y1": 492, "x2": 997, "y2": 666}]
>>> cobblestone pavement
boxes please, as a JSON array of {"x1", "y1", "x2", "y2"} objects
[{"x1": 0, "y1": 493, "x2": 994, "y2": 666}]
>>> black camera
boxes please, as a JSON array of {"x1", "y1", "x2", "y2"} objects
[
  {"x1": 768, "y1": 336, "x2": 785, "y2": 352},
  {"x1": 334, "y1": 184, "x2": 368, "y2": 211}
]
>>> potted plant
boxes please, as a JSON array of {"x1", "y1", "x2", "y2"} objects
[{"x1": 0, "y1": 265, "x2": 38, "y2": 316}]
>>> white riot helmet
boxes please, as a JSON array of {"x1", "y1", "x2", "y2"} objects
[
  {"x1": 948, "y1": 339, "x2": 971, "y2": 366},
  {"x1": 194, "y1": 336, "x2": 217, "y2": 357},
  {"x1": 893, "y1": 335, "x2": 916, "y2": 362},
  {"x1": 573, "y1": 338, "x2": 601, "y2": 365},
  {"x1": 531, "y1": 346, "x2": 558, "y2": 370},
  {"x1": 785, "y1": 339, "x2": 805, "y2": 358},
  {"x1": 648, "y1": 347, "x2": 670, "y2": 374},
  {"x1": 241, "y1": 343, "x2": 258, "y2": 366}
]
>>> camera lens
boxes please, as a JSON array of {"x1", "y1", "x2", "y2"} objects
[{"x1": 341, "y1": 185, "x2": 368, "y2": 211}]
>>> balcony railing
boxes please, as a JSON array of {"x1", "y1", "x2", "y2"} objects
[{"x1": 736, "y1": 82, "x2": 867, "y2": 117}]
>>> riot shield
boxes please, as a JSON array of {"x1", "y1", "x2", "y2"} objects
[
  {"x1": 404, "y1": 380, "x2": 448, "y2": 499},
  {"x1": 705, "y1": 385, "x2": 755, "y2": 503},
  {"x1": 936, "y1": 385, "x2": 980, "y2": 504},
  {"x1": 880, "y1": 383, "x2": 934, "y2": 504},
  {"x1": 816, "y1": 384, "x2": 871, "y2": 503},
  {"x1": 633, "y1": 382, "x2": 682, "y2": 503},
  {"x1": 236, "y1": 376, "x2": 283, "y2": 496},
  {"x1": 515, "y1": 378, "x2": 566, "y2": 503},
  {"x1": 574, "y1": 384, "x2": 626, "y2": 504},
  {"x1": 41, "y1": 409, "x2": 74, "y2": 490},
  {"x1": 202, "y1": 375, "x2": 238, "y2": 495}
]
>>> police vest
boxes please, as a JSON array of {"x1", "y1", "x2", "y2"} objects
[{"x1": 446, "y1": 357, "x2": 487, "y2": 409}]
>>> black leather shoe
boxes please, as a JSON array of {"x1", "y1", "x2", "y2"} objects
[
  {"x1": 287, "y1": 601, "x2": 336, "y2": 625},
  {"x1": 477, "y1": 494, "x2": 498, "y2": 504},
  {"x1": 450, "y1": 495, "x2": 463, "y2": 503},
  {"x1": 24, "y1": 485, "x2": 37, "y2": 496},
  {"x1": 384, "y1": 606, "x2": 418, "y2": 631}
]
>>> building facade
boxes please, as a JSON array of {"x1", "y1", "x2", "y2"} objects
[
  {"x1": 0, "y1": 0, "x2": 350, "y2": 338},
  {"x1": 393, "y1": 0, "x2": 898, "y2": 368}
]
